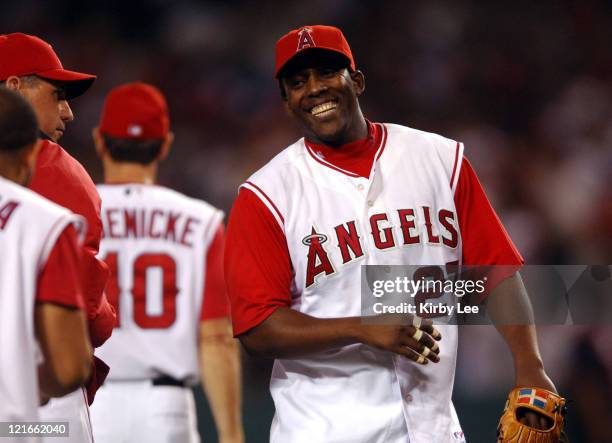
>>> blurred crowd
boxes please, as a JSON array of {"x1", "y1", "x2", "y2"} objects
[{"x1": 3, "y1": 0, "x2": 611, "y2": 441}]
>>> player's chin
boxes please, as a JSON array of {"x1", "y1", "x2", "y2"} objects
[{"x1": 305, "y1": 116, "x2": 346, "y2": 142}]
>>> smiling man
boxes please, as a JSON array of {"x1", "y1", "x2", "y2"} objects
[
  {"x1": 0, "y1": 33, "x2": 114, "y2": 443},
  {"x1": 225, "y1": 25, "x2": 562, "y2": 442}
]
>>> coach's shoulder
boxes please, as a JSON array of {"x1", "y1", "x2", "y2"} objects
[{"x1": 33, "y1": 140, "x2": 97, "y2": 190}]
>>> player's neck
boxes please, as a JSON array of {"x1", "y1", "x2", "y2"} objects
[
  {"x1": 0, "y1": 155, "x2": 25, "y2": 185},
  {"x1": 103, "y1": 161, "x2": 158, "y2": 185}
]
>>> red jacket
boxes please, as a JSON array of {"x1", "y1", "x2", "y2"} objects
[{"x1": 29, "y1": 138, "x2": 115, "y2": 403}]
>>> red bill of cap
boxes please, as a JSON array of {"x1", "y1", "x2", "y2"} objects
[
  {"x1": 274, "y1": 25, "x2": 355, "y2": 78},
  {"x1": 99, "y1": 82, "x2": 170, "y2": 141},
  {"x1": 0, "y1": 33, "x2": 96, "y2": 99}
]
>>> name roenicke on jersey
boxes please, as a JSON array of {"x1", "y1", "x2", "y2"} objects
[{"x1": 101, "y1": 202, "x2": 201, "y2": 248}]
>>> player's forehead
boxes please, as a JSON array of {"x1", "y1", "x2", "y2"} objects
[{"x1": 279, "y1": 49, "x2": 350, "y2": 80}]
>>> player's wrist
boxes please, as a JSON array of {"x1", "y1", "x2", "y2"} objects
[
  {"x1": 514, "y1": 366, "x2": 556, "y2": 394},
  {"x1": 514, "y1": 353, "x2": 545, "y2": 373},
  {"x1": 344, "y1": 317, "x2": 367, "y2": 345}
]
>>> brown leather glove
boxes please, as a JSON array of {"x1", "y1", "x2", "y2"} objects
[{"x1": 497, "y1": 387, "x2": 567, "y2": 442}]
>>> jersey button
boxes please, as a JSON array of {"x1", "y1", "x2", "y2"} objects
[
  {"x1": 367, "y1": 200, "x2": 374, "y2": 207},
  {"x1": 405, "y1": 394, "x2": 413, "y2": 402},
  {"x1": 357, "y1": 184, "x2": 364, "y2": 191}
]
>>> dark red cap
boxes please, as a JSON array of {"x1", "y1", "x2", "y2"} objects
[
  {"x1": 99, "y1": 82, "x2": 169, "y2": 141},
  {"x1": 0, "y1": 33, "x2": 96, "y2": 100},
  {"x1": 274, "y1": 25, "x2": 355, "y2": 78}
]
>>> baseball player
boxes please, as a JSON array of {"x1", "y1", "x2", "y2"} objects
[
  {"x1": 0, "y1": 89, "x2": 91, "y2": 434},
  {"x1": 0, "y1": 33, "x2": 115, "y2": 442},
  {"x1": 90, "y1": 82, "x2": 243, "y2": 443},
  {"x1": 225, "y1": 25, "x2": 561, "y2": 442}
]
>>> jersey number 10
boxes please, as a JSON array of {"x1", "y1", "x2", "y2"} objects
[{"x1": 102, "y1": 252, "x2": 178, "y2": 329}]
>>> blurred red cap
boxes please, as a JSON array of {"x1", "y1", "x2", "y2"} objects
[
  {"x1": 0, "y1": 33, "x2": 96, "y2": 99},
  {"x1": 275, "y1": 25, "x2": 355, "y2": 78},
  {"x1": 99, "y1": 82, "x2": 169, "y2": 141}
]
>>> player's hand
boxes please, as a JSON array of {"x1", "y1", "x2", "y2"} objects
[
  {"x1": 519, "y1": 410, "x2": 552, "y2": 430},
  {"x1": 356, "y1": 314, "x2": 442, "y2": 364}
]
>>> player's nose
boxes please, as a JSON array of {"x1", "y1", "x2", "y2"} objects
[
  {"x1": 60, "y1": 100, "x2": 74, "y2": 123},
  {"x1": 305, "y1": 72, "x2": 328, "y2": 96}
]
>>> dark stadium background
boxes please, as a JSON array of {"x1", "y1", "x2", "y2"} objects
[{"x1": 3, "y1": 1, "x2": 611, "y2": 441}]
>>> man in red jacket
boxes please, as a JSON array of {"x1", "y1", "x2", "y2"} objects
[{"x1": 0, "y1": 32, "x2": 115, "y2": 442}]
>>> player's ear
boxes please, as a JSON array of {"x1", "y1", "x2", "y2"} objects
[
  {"x1": 91, "y1": 127, "x2": 106, "y2": 159},
  {"x1": 278, "y1": 80, "x2": 289, "y2": 102},
  {"x1": 158, "y1": 131, "x2": 174, "y2": 161},
  {"x1": 350, "y1": 70, "x2": 365, "y2": 96},
  {"x1": 3, "y1": 76, "x2": 22, "y2": 92}
]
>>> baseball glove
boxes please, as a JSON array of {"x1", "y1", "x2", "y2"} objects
[{"x1": 497, "y1": 387, "x2": 567, "y2": 442}]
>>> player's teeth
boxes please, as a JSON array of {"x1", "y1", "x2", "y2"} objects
[{"x1": 311, "y1": 102, "x2": 337, "y2": 115}]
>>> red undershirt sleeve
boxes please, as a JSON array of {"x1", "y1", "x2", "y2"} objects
[
  {"x1": 225, "y1": 187, "x2": 293, "y2": 336},
  {"x1": 455, "y1": 157, "x2": 524, "y2": 265},
  {"x1": 36, "y1": 224, "x2": 85, "y2": 310},
  {"x1": 454, "y1": 157, "x2": 524, "y2": 299},
  {"x1": 200, "y1": 222, "x2": 231, "y2": 321}
]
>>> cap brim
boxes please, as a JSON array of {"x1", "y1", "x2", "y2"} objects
[
  {"x1": 276, "y1": 47, "x2": 352, "y2": 79},
  {"x1": 37, "y1": 69, "x2": 96, "y2": 100}
]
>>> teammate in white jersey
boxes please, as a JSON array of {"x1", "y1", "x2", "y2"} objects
[
  {"x1": 225, "y1": 25, "x2": 558, "y2": 442},
  {"x1": 89, "y1": 82, "x2": 243, "y2": 443},
  {"x1": 0, "y1": 88, "x2": 92, "y2": 434}
]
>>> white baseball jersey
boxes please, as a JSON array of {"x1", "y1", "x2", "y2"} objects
[
  {"x1": 0, "y1": 176, "x2": 83, "y2": 425},
  {"x1": 241, "y1": 123, "x2": 466, "y2": 442},
  {"x1": 95, "y1": 184, "x2": 223, "y2": 382}
]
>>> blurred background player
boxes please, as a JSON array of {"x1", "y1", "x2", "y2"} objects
[
  {"x1": 0, "y1": 32, "x2": 115, "y2": 443},
  {"x1": 90, "y1": 82, "x2": 243, "y2": 443},
  {"x1": 0, "y1": 88, "x2": 92, "y2": 435}
]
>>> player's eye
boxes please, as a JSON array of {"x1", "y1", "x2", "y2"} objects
[
  {"x1": 54, "y1": 89, "x2": 67, "y2": 101},
  {"x1": 289, "y1": 78, "x2": 306, "y2": 89}
]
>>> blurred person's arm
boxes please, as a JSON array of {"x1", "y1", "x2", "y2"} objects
[
  {"x1": 200, "y1": 319, "x2": 243, "y2": 443},
  {"x1": 35, "y1": 224, "x2": 92, "y2": 400},
  {"x1": 199, "y1": 224, "x2": 244, "y2": 443}
]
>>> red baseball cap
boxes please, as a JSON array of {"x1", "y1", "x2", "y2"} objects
[
  {"x1": 275, "y1": 25, "x2": 355, "y2": 78},
  {"x1": 0, "y1": 33, "x2": 96, "y2": 100},
  {"x1": 99, "y1": 82, "x2": 170, "y2": 141}
]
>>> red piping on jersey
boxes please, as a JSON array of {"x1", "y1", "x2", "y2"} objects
[
  {"x1": 304, "y1": 144, "x2": 361, "y2": 177},
  {"x1": 374, "y1": 123, "x2": 388, "y2": 162},
  {"x1": 450, "y1": 142, "x2": 460, "y2": 189},
  {"x1": 244, "y1": 181, "x2": 285, "y2": 224}
]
